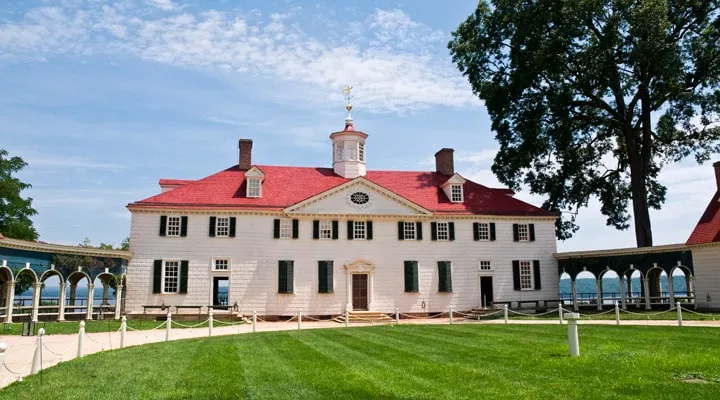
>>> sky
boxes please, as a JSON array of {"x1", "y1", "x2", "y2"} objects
[{"x1": 0, "y1": 0, "x2": 716, "y2": 252}]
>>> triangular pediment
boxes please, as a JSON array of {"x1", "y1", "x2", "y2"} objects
[
  {"x1": 440, "y1": 173, "x2": 466, "y2": 187},
  {"x1": 244, "y1": 167, "x2": 265, "y2": 179},
  {"x1": 284, "y1": 178, "x2": 432, "y2": 216}
]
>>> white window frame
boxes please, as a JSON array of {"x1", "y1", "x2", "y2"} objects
[
  {"x1": 335, "y1": 143, "x2": 344, "y2": 161},
  {"x1": 212, "y1": 257, "x2": 230, "y2": 271},
  {"x1": 479, "y1": 260, "x2": 492, "y2": 272},
  {"x1": 319, "y1": 220, "x2": 333, "y2": 239},
  {"x1": 247, "y1": 178, "x2": 261, "y2": 198},
  {"x1": 348, "y1": 144, "x2": 357, "y2": 161},
  {"x1": 166, "y1": 216, "x2": 181, "y2": 237},
  {"x1": 358, "y1": 142, "x2": 365, "y2": 161},
  {"x1": 476, "y1": 223, "x2": 490, "y2": 241},
  {"x1": 162, "y1": 260, "x2": 180, "y2": 294},
  {"x1": 353, "y1": 221, "x2": 366, "y2": 240},
  {"x1": 403, "y1": 222, "x2": 416, "y2": 240},
  {"x1": 215, "y1": 217, "x2": 230, "y2": 237},
  {"x1": 450, "y1": 184, "x2": 463, "y2": 202},
  {"x1": 519, "y1": 260, "x2": 533, "y2": 290},
  {"x1": 279, "y1": 219, "x2": 293, "y2": 239},
  {"x1": 517, "y1": 224, "x2": 530, "y2": 242},
  {"x1": 436, "y1": 222, "x2": 449, "y2": 241}
]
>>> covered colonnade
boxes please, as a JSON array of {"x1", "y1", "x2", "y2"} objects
[
  {"x1": 0, "y1": 235, "x2": 131, "y2": 323},
  {"x1": 555, "y1": 244, "x2": 695, "y2": 311}
]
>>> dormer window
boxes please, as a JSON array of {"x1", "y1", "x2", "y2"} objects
[
  {"x1": 247, "y1": 179, "x2": 261, "y2": 198},
  {"x1": 450, "y1": 184, "x2": 463, "y2": 202}
]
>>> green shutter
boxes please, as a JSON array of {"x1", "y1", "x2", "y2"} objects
[
  {"x1": 229, "y1": 217, "x2": 236, "y2": 237},
  {"x1": 159, "y1": 216, "x2": 167, "y2": 236},
  {"x1": 313, "y1": 220, "x2": 320, "y2": 240},
  {"x1": 533, "y1": 260, "x2": 541, "y2": 290},
  {"x1": 448, "y1": 222, "x2": 455, "y2": 241},
  {"x1": 404, "y1": 261, "x2": 418, "y2": 293},
  {"x1": 180, "y1": 216, "x2": 188, "y2": 237},
  {"x1": 529, "y1": 224, "x2": 536, "y2": 241},
  {"x1": 431, "y1": 222, "x2": 437, "y2": 241},
  {"x1": 512, "y1": 261, "x2": 521, "y2": 290},
  {"x1": 398, "y1": 221, "x2": 405, "y2": 240},
  {"x1": 318, "y1": 261, "x2": 333, "y2": 293},
  {"x1": 332, "y1": 220, "x2": 339, "y2": 240},
  {"x1": 490, "y1": 223, "x2": 496, "y2": 241},
  {"x1": 286, "y1": 261, "x2": 294, "y2": 293},
  {"x1": 347, "y1": 221, "x2": 354, "y2": 240},
  {"x1": 438, "y1": 261, "x2": 452, "y2": 292},
  {"x1": 473, "y1": 222, "x2": 480, "y2": 241},
  {"x1": 513, "y1": 224, "x2": 519, "y2": 241},
  {"x1": 153, "y1": 260, "x2": 162, "y2": 293},
  {"x1": 367, "y1": 221, "x2": 373, "y2": 240},
  {"x1": 416, "y1": 222, "x2": 423, "y2": 240},
  {"x1": 273, "y1": 219, "x2": 280, "y2": 238},
  {"x1": 279, "y1": 261, "x2": 294, "y2": 293},
  {"x1": 179, "y1": 260, "x2": 189, "y2": 294},
  {"x1": 209, "y1": 216, "x2": 216, "y2": 237},
  {"x1": 292, "y1": 219, "x2": 299, "y2": 239}
]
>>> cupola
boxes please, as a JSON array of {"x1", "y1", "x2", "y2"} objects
[{"x1": 330, "y1": 85, "x2": 368, "y2": 178}]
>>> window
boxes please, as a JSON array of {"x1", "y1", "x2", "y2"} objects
[
  {"x1": 519, "y1": 261, "x2": 533, "y2": 290},
  {"x1": 279, "y1": 219, "x2": 292, "y2": 239},
  {"x1": 403, "y1": 222, "x2": 416, "y2": 240},
  {"x1": 278, "y1": 260, "x2": 294, "y2": 294},
  {"x1": 436, "y1": 222, "x2": 449, "y2": 241},
  {"x1": 479, "y1": 261, "x2": 492, "y2": 271},
  {"x1": 359, "y1": 142, "x2": 365, "y2": 161},
  {"x1": 166, "y1": 216, "x2": 181, "y2": 237},
  {"x1": 163, "y1": 261, "x2": 180, "y2": 293},
  {"x1": 450, "y1": 184, "x2": 463, "y2": 202},
  {"x1": 350, "y1": 192, "x2": 369, "y2": 205},
  {"x1": 247, "y1": 179, "x2": 261, "y2": 198},
  {"x1": 318, "y1": 261, "x2": 333, "y2": 293},
  {"x1": 335, "y1": 143, "x2": 344, "y2": 161},
  {"x1": 319, "y1": 220, "x2": 333, "y2": 239},
  {"x1": 517, "y1": 224, "x2": 529, "y2": 241},
  {"x1": 216, "y1": 217, "x2": 230, "y2": 237},
  {"x1": 348, "y1": 145, "x2": 357, "y2": 161},
  {"x1": 213, "y1": 258, "x2": 229, "y2": 271},
  {"x1": 353, "y1": 221, "x2": 366, "y2": 240},
  {"x1": 476, "y1": 223, "x2": 490, "y2": 241}
]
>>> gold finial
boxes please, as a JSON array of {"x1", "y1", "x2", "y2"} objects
[{"x1": 343, "y1": 85, "x2": 353, "y2": 111}]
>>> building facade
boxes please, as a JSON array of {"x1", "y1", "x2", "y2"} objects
[{"x1": 125, "y1": 113, "x2": 560, "y2": 316}]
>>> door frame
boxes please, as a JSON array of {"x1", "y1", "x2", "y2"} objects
[
  {"x1": 351, "y1": 273, "x2": 369, "y2": 311},
  {"x1": 344, "y1": 259, "x2": 375, "y2": 312},
  {"x1": 479, "y1": 275, "x2": 494, "y2": 309},
  {"x1": 211, "y1": 276, "x2": 230, "y2": 309}
]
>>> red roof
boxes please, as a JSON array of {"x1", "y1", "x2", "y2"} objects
[
  {"x1": 159, "y1": 179, "x2": 195, "y2": 186},
  {"x1": 129, "y1": 165, "x2": 555, "y2": 216},
  {"x1": 687, "y1": 192, "x2": 720, "y2": 245}
]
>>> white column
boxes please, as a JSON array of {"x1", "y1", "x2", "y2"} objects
[
  {"x1": 596, "y1": 279, "x2": 603, "y2": 311},
  {"x1": 85, "y1": 283, "x2": 95, "y2": 320},
  {"x1": 667, "y1": 273, "x2": 675, "y2": 305},
  {"x1": 571, "y1": 280, "x2": 579, "y2": 312},
  {"x1": 57, "y1": 282, "x2": 66, "y2": 321},
  {"x1": 114, "y1": 284, "x2": 123, "y2": 320},
  {"x1": 619, "y1": 277, "x2": 627, "y2": 310},
  {"x1": 31, "y1": 282, "x2": 42, "y2": 322},
  {"x1": 643, "y1": 276, "x2": 652, "y2": 310},
  {"x1": 346, "y1": 272, "x2": 353, "y2": 312},
  {"x1": 4, "y1": 281, "x2": 15, "y2": 323}
]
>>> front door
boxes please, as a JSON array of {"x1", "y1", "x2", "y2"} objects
[
  {"x1": 480, "y1": 276, "x2": 494, "y2": 308},
  {"x1": 352, "y1": 274, "x2": 368, "y2": 310},
  {"x1": 213, "y1": 277, "x2": 229, "y2": 309}
]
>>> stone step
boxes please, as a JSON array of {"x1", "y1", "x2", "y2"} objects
[{"x1": 333, "y1": 311, "x2": 394, "y2": 324}]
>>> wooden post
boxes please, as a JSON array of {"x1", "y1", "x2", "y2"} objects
[
  {"x1": 566, "y1": 312, "x2": 580, "y2": 357},
  {"x1": 395, "y1": 307, "x2": 399, "y2": 324},
  {"x1": 166, "y1": 313, "x2": 172, "y2": 342},
  {"x1": 298, "y1": 310, "x2": 302, "y2": 330},
  {"x1": 31, "y1": 328, "x2": 45, "y2": 375},
  {"x1": 449, "y1": 306, "x2": 454, "y2": 325},
  {"x1": 77, "y1": 321, "x2": 85, "y2": 358},
  {"x1": 208, "y1": 308, "x2": 214, "y2": 337},
  {"x1": 252, "y1": 310, "x2": 257, "y2": 333},
  {"x1": 120, "y1": 316, "x2": 127, "y2": 348},
  {"x1": 615, "y1": 302, "x2": 620, "y2": 325},
  {"x1": 503, "y1": 304, "x2": 508, "y2": 324}
]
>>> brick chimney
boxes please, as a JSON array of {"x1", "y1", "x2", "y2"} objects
[
  {"x1": 238, "y1": 139, "x2": 253, "y2": 170},
  {"x1": 714, "y1": 161, "x2": 720, "y2": 191},
  {"x1": 435, "y1": 148, "x2": 455, "y2": 176}
]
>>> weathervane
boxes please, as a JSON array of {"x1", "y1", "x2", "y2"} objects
[{"x1": 343, "y1": 85, "x2": 353, "y2": 117}]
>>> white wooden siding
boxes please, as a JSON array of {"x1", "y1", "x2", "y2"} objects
[{"x1": 692, "y1": 246, "x2": 720, "y2": 310}]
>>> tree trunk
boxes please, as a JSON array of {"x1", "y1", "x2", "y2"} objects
[{"x1": 629, "y1": 160, "x2": 653, "y2": 247}]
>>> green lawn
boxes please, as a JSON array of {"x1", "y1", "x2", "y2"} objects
[
  {"x1": 0, "y1": 319, "x2": 211, "y2": 336},
  {"x1": 2, "y1": 325, "x2": 719, "y2": 399}
]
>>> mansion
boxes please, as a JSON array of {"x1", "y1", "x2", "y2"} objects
[{"x1": 124, "y1": 112, "x2": 560, "y2": 317}]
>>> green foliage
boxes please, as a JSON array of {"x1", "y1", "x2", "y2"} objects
[
  {"x1": 3, "y1": 325, "x2": 720, "y2": 399},
  {"x1": 449, "y1": 1, "x2": 720, "y2": 246},
  {"x1": 0, "y1": 149, "x2": 38, "y2": 241}
]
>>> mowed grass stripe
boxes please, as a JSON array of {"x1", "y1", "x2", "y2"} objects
[{"x1": 3, "y1": 325, "x2": 720, "y2": 400}]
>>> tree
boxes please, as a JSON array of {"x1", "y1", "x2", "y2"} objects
[
  {"x1": 120, "y1": 236, "x2": 130, "y2": 251},
  {"x1": 0, "y1": 149, "x2": 38, "y2": 240},
  {"x1": 449, "y1": 0, "x2": 720, "y2": 247}
]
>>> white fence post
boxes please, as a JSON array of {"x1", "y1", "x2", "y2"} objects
[
  {"x1": 31, "y1": 328, "x2": 45, "y2": 375},
  {"x1": 395, "y1": 307, "x2": 399, "y2": 324},
  {"x1": 449, "y1": 306, "x2": 454, "y2": 325},
  {"x1": 120, "y1": 316, "x2": 127, "y2": 349},
  {"x1": 558, "y1": 304, "x2": 564, "y2": 325},
  {"x1": 566, "y1": 312, "x2": 580, "y2": 357},
  {"x1": 166, "y1": 313, "x2": 172, "y2": 342},
  {"x1": 252, "y1": 310, "x2": 257, "y2": 333},
  {"x1": 208, "y1": 308, "x2": 214, "y2": 337},
  {"x1": 677, "y1": 302, "x2": 683, "y2": 327},
  {"x1": 504, "y1": 304, "x2": 508, "y2": 324},
  {"x1": 615, "y1": 302, "x2": 620, "y2": 326},
  {"x1": 298, "y1": 310, "x2": 302, "y2": 330},
  {"x1": 77, "y1": 321, "x2": 85, "y2": 358},
  {"x1": 345, "y1": 310, "x2": 349, "y2": 328}
]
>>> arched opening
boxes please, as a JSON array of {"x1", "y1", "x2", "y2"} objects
[
  {"x1": 670, "y1": 266, "x2": 694, "y2": 304},
  {"x1": 93, "y1": 273, "x2": 116, "y2": 319},
  {"x1": 0, "y1": 267, "x2": 13, "y2": 320},
  {"x1": 66, "y1": 272, "x2": 91, "y2": 319},
  {"x1": 559, "y1": 272, "x2": 572, "y2": 306},
  {"x1": 575, "y1": 270, "x2": 598, "y2": 308},
  {"x1": 14, "y1": 268, "x2": 38, "y2": 320},
  {"x1": 39, "y1": 271, "x2": 63, "y2": 320},
  {"x1": 622, "y1": 269, "x2": 644, "y2": 308},
  {"x1": 599, "y1": 269, "x2": 621, "y2": 307},
  {"x1": 645, "y1": 267, "x2": 668, "y2": 306}
]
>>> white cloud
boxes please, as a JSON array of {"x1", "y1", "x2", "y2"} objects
[
  {"x1": 147, "y1": 0, "x2": 178, "y2": 11},
  {"x1": 0, "y1": 4, "x2": 477, "y2": 113},
  {"x1": 19, "y1": 153, "x2": 127, "y2": 171}
]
